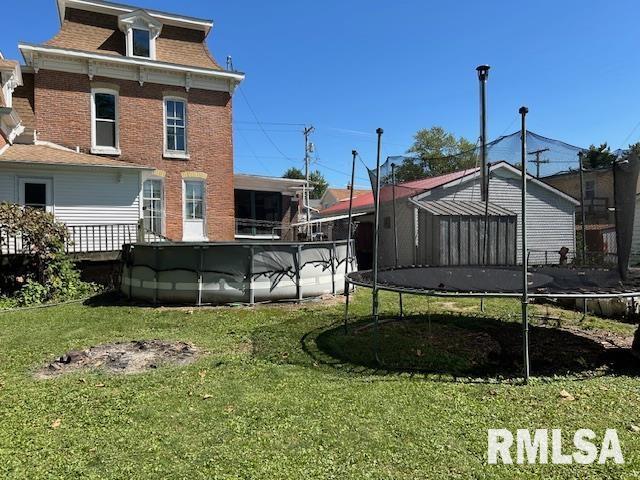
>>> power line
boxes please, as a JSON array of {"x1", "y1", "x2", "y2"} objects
[
  {"x1": 235, "y1": 127, "x2": 272, "y2": 174},
  {"x1": 314, "y1": 160, "x2": 370, "y2": 183},
  {"x1": 235, "y1": 120, "x2": 306, "y2": 127},
  {"x1": 237, "y1": 86, "x2": 296, "y2": 162}
]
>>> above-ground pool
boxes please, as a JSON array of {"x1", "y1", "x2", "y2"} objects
[{"x1": 121, "y1": 240, "x2": 355, "y2": 305}]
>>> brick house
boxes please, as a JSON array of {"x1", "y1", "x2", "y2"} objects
[{"x1": 0, "y1": 0, "x2": 246, "y2": 251}]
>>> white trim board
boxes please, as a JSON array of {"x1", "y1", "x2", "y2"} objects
[
  {"x1": 57, "y1": 0, "x2": 214, "y2": 35},
  {"x1": 19, "y1": 43, "x2": 244, "y2": 94}
]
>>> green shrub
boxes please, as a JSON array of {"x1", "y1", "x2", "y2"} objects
[{"x1": 0, "y1": 203, "x2": 99, "y2": 306}]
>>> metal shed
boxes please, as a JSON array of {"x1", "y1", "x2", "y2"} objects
[{"x1": 413, "y1": 200, "x2": 517, "y2": 266}]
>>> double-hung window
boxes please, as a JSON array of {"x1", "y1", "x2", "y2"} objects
[
  {"x1": 143, "y1": 179, "x2": 163, "y2": 234},
  {"x1": 92, "y1": 89, "x2": 119, "y2": 154},
  {"x1": 164, "y1": 98, "x2": 188, "y2": 158}
]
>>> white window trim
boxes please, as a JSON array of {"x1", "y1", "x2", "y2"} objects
[
  {"x1": 17, "y1": 176, "x2": 54, "y2": 214},
  {"x1": 163, "y1": 96, "x2": 190, "y2": 160},
  {"x1": 182, "y1": 178, "x2": 207, "y2": 240},
  {"x1": 126, "y1": 26, "x2": 156, "y2": 60},
  {"x1": 183, "y1": 179, "x2": 205, "y2": 220},
  {"x1": 118, "y1": 11, "x2": 162, "y2": 61},
  {"x1": 142, "y1": 177, "x2": 165, "y2": 235},
  {"x1": 90, "y1": 87, "x2": 121, "y2": 155}
]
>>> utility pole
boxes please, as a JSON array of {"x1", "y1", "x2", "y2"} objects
[
  {"x1": 303, "y1": 125, "x2": 315, "y2": 239},
  {"x1": 528, "y1": 148, "x2": 550, "y2": 178}
]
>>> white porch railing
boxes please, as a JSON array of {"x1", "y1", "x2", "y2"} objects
[{"x1": 0, "y1": 221, "x2": 167, "y2": 256}]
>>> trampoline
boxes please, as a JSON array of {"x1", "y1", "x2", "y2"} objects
[
  {"x1": 340, "y1": 102, "x2": 640, "y2": 383},
  {"x1": 348, "y1": 265, "x2": 640, "y2": 299}
]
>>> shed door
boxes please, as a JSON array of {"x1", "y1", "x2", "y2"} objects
[{"x1": 18, "y1": 178, "x2": 53, "y2": 213}]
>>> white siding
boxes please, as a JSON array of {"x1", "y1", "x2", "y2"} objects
[
  {"x1": 0, "y1": 164, "x2": 141, "y2": 226},
  {"x1": 422, "y1": 169, "x2": 576, "y2": 264}
]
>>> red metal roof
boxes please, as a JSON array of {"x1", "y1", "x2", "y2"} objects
[{"x1": 319, "y1": 167, "x2": 479, "y2": 216}]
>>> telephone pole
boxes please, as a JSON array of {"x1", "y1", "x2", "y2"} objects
[
  {"x1": 303, "y1": 126, "x2": 315, "y2": 238},
  {"x1": 528, "y1": 148, "x2": 549, "y2": 178}
]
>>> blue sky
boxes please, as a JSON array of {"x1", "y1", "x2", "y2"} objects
[{"x1": 2, "y1": 1, "x2": 639, "y2": 186}]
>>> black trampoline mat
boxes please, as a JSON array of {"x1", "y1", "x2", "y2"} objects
[{"x1": 348, "y1": 266, "x2": 640, "y2": 296}]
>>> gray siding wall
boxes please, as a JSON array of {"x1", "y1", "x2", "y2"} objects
[
  {"x1": 378, "y1": 197, "x2": 416, "y2": 267},
  {"x1": 422, "y1": 169, "x2": 576, "y2": 264}
]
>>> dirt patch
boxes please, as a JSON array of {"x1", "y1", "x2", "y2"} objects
[
  {"x1": 36, "y1": 340, "x2": 200, "y2": 378},
  {"x1": 434, "y1": 301, "x2": 478, "y2": 313}
]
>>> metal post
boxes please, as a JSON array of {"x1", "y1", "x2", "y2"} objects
[
  {"x1": 372, "y1": 128, "x2": 384, "y2": 363},
  {"x1": 153, "y1": 246, "x2": 159, "y2": 305},
  {"x1": 296, "y1": 244, "x2": 303, "y2": 302},
  {"x1": 477, "y1": 65, "x2": 490, "y2": 203},
  {"x1": 391, "y1": 163, "x2": 404, "y2": 318},
  {"x1": 248, "y1": 246, "x2": 255, "y2": 305},
  {"x1": 344, "y1": 150, "x2": 358, "y2": 333},
  {"x1": 519, "y1": 106, "x2": 530, "y2": 384},
  {"x1": 578, "y1": 151, "x2": 587, "y2": 265},
  {"x1": 197, "y1": 247, "x2": 204, "y2": 306},
  {"x1": 330, "y1": 243, "x2": 336, "y2": 295},
  {"x1": 482, "y1": 162, "x2": 492, "y2": 265},
  {"x1": 578, "y1": 151, "x2": 588, "y2": 316}
]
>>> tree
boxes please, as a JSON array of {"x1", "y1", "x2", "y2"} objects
[
  {"x1": 282, "y1": 167, "x2": 304, "y2": 180},
  {"x1": 282, "y1": 167, "x2": 328, "y2": 199},
  {"x1": 582, "y1": 143, "x2": 617, "y2": 170},
  {"x1": 395, "y1": 126, "x2": 476, "y2": 182}
]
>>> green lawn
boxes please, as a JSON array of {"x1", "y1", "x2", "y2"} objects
[{"x1": 1, "y1": 291, "x2": 640, "y2": 479}]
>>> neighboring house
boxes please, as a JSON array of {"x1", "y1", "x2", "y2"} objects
[
  {"x1": 234, "y1": 174, "x2": 305, "y2": 240},
  {"x1": 319, "y1": 186, "x2": 369, "y2": 210},
  {"x1": 0, "y1": 0, "x2": 244, "y2": 256},
  {"x1": 544, "y1": 168, "x2": 618, "y2": 225},
  {"x1": 319, "y1": 162, "x2": 579, "y2": 268}
]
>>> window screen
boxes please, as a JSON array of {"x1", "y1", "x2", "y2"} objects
[
  {"x1": 94, "y1": 93, "x2": 116, "y2": 148},
  {"x1": 132, "y1": 29, "x2": 150, "y2": 57},
  {"x1": 166, "y1": 100, "x2": 186, "y2": 152}
]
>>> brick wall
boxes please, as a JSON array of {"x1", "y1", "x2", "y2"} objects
[{"x1": 34, "y1": 69, "x2": 235, "y2": 240}]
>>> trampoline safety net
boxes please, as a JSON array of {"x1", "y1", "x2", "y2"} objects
[{"x1": 357, "y1": 130, "x2": 640, "y2": 297}]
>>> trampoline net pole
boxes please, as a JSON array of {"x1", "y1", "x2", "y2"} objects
[
  {"x1": 344, "y1": 150, "x2": 358, "y2": 333},
  {"x1": 520, "y1": 106, "x2": 531, "y2": 384},
  {"x1": 372, "y1": 129, "x2": 384, "y2": 363},
  {"x1": 391, "y1": 163, "x2": 404, "y2": 318}
]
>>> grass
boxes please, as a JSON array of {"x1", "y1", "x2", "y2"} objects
[{"x1": 1, "y1": 290, "x2": 640, "y2": 479}]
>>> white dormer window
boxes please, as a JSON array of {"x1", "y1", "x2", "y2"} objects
[
  {"x1": 132, "y1": 29, "x2": 151, "y2": 58},
  {"x1": 118, "y1": 10, "x2": 162, "y2": 60}
]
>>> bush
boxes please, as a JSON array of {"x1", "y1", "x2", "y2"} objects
[{"x1": 0, "y1": 203, "x2": 99, "y2": 306}]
